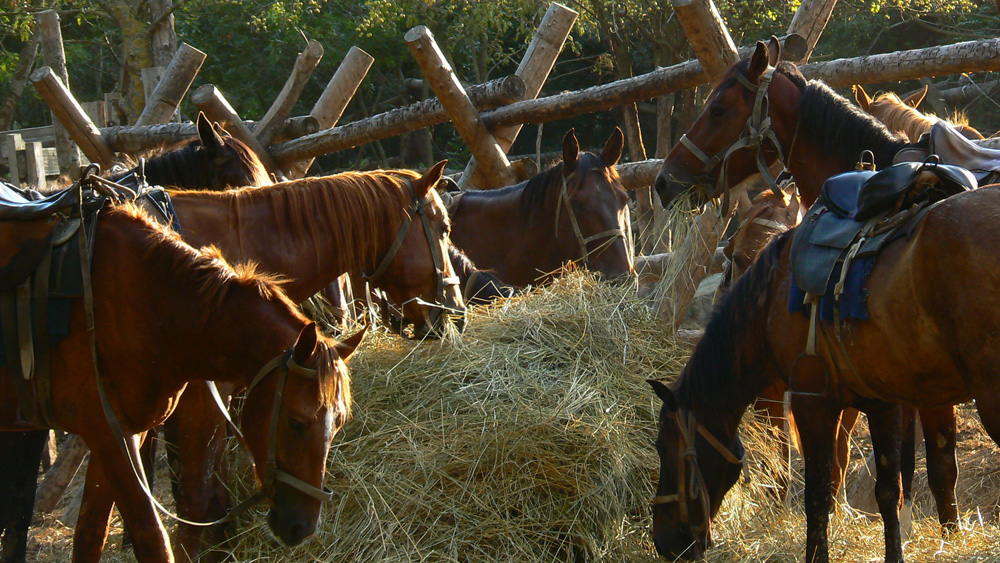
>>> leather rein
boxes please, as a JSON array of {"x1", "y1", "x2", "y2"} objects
[
  {"x1": 651, "y1": 409, "x2": 743, "y2": 537},
  {"x1": 363, "y1": 179, "x2": 460, "y2": 331},
  {"x1": 553, "y1": 173, "x2": 633, "y2": 268},
  {"x1": 677, "y1": 67, "x2": 800, "y2": 214}
]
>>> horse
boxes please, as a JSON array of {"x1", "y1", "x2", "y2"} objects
[
  {"x1": 1, "y1": 205, "x2": 359, "y2": 562},
  {"x1": 107, "y1": 112, "x2": 272, "y2": 191},
  {"x1": 448, "y1": 128, "x2": 635, "y2": 287},
  {"x1": 652, "y1": 38, "x2": 960, "y2": 534},
  {"x1": 721, "y1": 182, "x2": 801, "y2": 290},
  {"x1": 447, "y1": 244, "x2": 517, "y2": 306},
  {"x1": 649, "y1": 185, "x2": 1000, "y2": 563},
  {"x1": 853, "y1": 84, "x2": 984, "y2": 142}
]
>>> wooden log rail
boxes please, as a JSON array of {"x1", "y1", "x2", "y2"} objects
[
  {"x1": 134, "y1": 42, "x2": 207, "y2": 126},
  {"x1": 31, "y1": 66, "x2": 115, "y2": 166},
  {"x1": 99, "y1": 116, "x2": 317, "y2": 153},
  {"x1": 189, "y1": 83, "x2": 285, "y2": 177},
  {"x1": 253, "y1": 39, "x2": 324, "y2": 147}
]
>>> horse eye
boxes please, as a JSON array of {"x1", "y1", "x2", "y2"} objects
[
  {"x1": 287, "y1": 416, "x2": 308, "y2": 433},
  {"x1": 709, "y1": 105, "x2": 726, "y2": 118}
]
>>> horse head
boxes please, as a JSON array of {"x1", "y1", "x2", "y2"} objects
[
  {"x1": 654, "y1": 38, "x2": 803, "y2": 210},
  {"x1": 647, "y1": 379, "x2": 745, "y2": 561},
  {"x1": 556, "y1": 127, "x2": 635, "y2": 281},
  {"x1": 723, "y1": 183, "x2": 801, "y2": 286},
  {"x1": 195, "y1": 112, "x2": 273, "y2": 189},
  {"x1": 239, "y1": 323, "x2": 362, "y2": 546},
  {"x1": 373, "y1": 161, "x2": 467, "y2": 337}
]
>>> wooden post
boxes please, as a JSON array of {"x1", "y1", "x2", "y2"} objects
[
  {"x1": 460, "y1": 3, "x2": 577, "y2": 187},
  {"x1": 190, "y1": 84, "x2": 285, "y2": 178},
  {"x1": 671, "y1": 0, "x2": 739, "y2": 82},
  {"x1": 4, "y1": 134, "x2": 24, "y2": 187},
  {"x1": 405, "y1": 25, "x2": 513, "y2": 189},
  {"x1": 286, "y1": 46, "x2": 374, "y2": 179},
  {"x1": 25, "y1": 141, "x2": 46, "y2": 190},
  {"x1": 35, "y1": 435, "x2": 88, "y2": 514},
  {"x1": 254, "y1": 39, "x2": 325, "y2": 148},
  {"x1": 80, "y1": 101, "x2": 107, "y2": 128},
  {"x1": 140, "y1": 66, "x2": 166, "y2": 105},
  {"x1": 36, "y1": 10, "x2": 80, "y2": 176},
  {"x1": 786, "y1": 0, "x2": 839, "y2": 64},
  {"x1": 31, "y1": 66, "x2": 115, "y2": 167},
  {"x1": 135, "y1": 43, "x2": 207, "y2": 127}
]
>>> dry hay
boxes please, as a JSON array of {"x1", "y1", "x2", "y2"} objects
[{"x1": 21, "y1": 272, "x2": 1000, "y2": 562}]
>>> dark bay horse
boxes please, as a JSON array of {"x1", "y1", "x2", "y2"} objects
[
  {"x1": 107, "y1": 112, "x2": 272, "y2": 191},
  {"x1": 449, "y1": 128, "x2": 635, "y2": 287},
  {"x1": 1, "y1": 206, "x2": 359, "y2": 562},
  {"x1": 649, "y1": 186, "x2": 1000, "y2": 563},
  {"x1": 652, "y1": 39, "x2": 959, "y2": 533}
]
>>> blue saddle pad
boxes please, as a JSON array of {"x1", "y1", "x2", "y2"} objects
[
  {"x1": 0, "y1": 298, "x2": 72, "y2": 369},
  {"x1": 789, "y1": 256, "x2": 875, "y2": 322}
]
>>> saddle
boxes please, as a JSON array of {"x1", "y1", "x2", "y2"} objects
[
  {"x1": 894, "y1": 121, "x2": 1000, "y2": 185},
  {"x1": 791, "y1": 158, "x2": 974, "y2": 300},
  {"x1": 1, "y1": 173, "x2": 180, "y2": 428}
]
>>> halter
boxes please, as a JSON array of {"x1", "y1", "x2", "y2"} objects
[
  {"x1": 363, "y1": 179, "x2": 461, "y2": 331},
  {"x1": 651, "y1": 409, "x2": 743, "y2": 538},
  {"x1": 677, "y1": 67, "x2": 800, "y2": 214},
  {"x1": 553, "y1": 173, "x2": 633, "y2": 268}
]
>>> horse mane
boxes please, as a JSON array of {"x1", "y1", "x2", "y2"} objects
[
  {"x1": 107, "y1": 203, "x2": 350, "y2": 411},
  {"x1": 460, "y1": 152, "x2": 610, "y2": 220},
  {"x1": 869, "y1": 92, "x2": 938, "y2": 143},
  {"x1": 179, "y1": 170, "x2": 422, "y2": 271},
  {"x1": 108, "y1": 135, "x2": 271, "y2": 190},
  {"x1": 792, "y1": 76, "x2": 908, "y2": 170},
  {"x1": 675, "y1": 231, "x2": 791, "y2": 418}
]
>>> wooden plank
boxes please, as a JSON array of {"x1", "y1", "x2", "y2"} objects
[
  {"x1": 25, "y1": 141, "x2": 46, "y2": 189},
  {"x1": 80, "y1": 101, "x2": 106, "y2": 128},
  {"x1": 31, "y1": 66, "x2": 115, "y2": 166},
  {"x1": 36, "y1": 10, "x2": 80, "y2": 176},
  {"x1": 287, "y1": 46, "x2": 374, "y2": 178},
  {"x1": 1, "y1": 125, "x2": 55, "y2": 144},
  {"x1": 140, "y1": 66, "x2": 166, "y2": 104},
  {"x1": 671, "y1": 0, "x2": 738, "y2": 82},
  {"x1": 405, "y1": 25, "x2": 513, "y2": 189},
  {"x1": 460, "y1": 2, "x2": 577, "y2": 188},
  {"x1": 4, "y1": 133, "x2": 24, "y2": 186},
  {"x1": 254, "y1": 39, "x2": 324, "y2": 147},
  {"x1": 190, "y1": 83, "x2": 285, "y2": 179},
  {"x1": 135, "y1": 43, "x2": 207, "y2": 126},
  {"x1": 786, "y1": 0, "x2": 839, "y2": 63}
]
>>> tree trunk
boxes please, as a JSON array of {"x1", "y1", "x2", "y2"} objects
[
  {"x1": 36, "y1": 9, "x2": 81, "y2": 176},
  {"x1": 0, "y1": 34, "x2": 40, "y2": 131},
  {"x1": 148, "y1": 0, "x2": 178, "y2": 67},
  {"x1": 109, "y1": 0, "x2": 154, "y2": 123}
]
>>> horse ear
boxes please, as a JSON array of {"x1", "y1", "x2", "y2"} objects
[
  {"x1": 335, "y1": 326, "x2": 367, "y2": 362},
  {"x1": 197, "y1": 112, "x2": 225, "y2": 152},
  {"x1": 767, "y1": 35, "x2": 781, "y2": 66},
  {"x1": 415, "y1": 160, "x2": 449, "y2": 198},
  {"x1": 647, "y1": 379, "x2": 678, "y2": 411},
  {"x1": 748, "y1": 41, "x2": 769, "y2": 83},
  {"x1": 853, "y1": 85, "x2": 872, "y2": 112},
  {"x1": 904, "y1": 84, "x2": 928, "y2": 108},
  {"x1": 562, "y1": 128, "x2": 579, "y2": 174},
  {"x1": 601, "y1": 127, "x2": 624, "y2": 167},
  {"x1": 293, "y1": 322, "x2": 319, "y2": 365}
]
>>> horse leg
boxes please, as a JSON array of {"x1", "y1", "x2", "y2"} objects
[
  {"x1": 122, "y1": 428, "x2": 159, "y2": 550},
  {"x1": 163, "y1": 385, "x2": 231, "y2": 563},
  {"x1": 864, "y1": 402, "x2": 904, "y2": 563},
  {"x1": 72, "y1": 452, "x2": 115, "y2": 563},
  {"x1": 790, "y1": 393, "x2": 841, "y2": 563},
  {"x1": 898, "y1": 406, "x2": 916, "y2": 537},
  {"x1": 832, "y1": 407, "x2": 860, "y2": 505},
  {"x1": 77, "y1": 435, "x2": 172, "y2": 563},
  {"x1": 0, "y1": 430, "x2": 47, "y2": 563},
  {"x1": 918, "y1": 406, "x2": 959, "y2": 534}
]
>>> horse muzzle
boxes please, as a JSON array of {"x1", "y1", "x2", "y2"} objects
[{"x1": 267, "y1": 503, "x2": 319, "y2": 547}]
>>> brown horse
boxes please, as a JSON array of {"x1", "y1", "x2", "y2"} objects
[
  {"x1": 108, "y1": 112, "x2": 272, "y2": 191},
  {"x1": 649, "y1": 185, "x2": 1000, "y2": 563},
  {"x1": 448, "y1": 128, "x2": 634, "y2": 287},
  {"x1": 1, "y1": 206, "x2": 359, "y2": 562},
  {"x1": 653, "y1": 39, "x2": 959, "y2": 534},
  {"x1": 853, "y1": 84, "x2": 984, "y2": 142}
]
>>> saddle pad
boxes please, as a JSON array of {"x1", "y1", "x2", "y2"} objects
[
  {"x1": 790, "y1": 205, "x2": 865, "y2": 296},
  {"x1": 821, "y1": 171, "x2": 873, "y2": 218},
  {"x1": 789, "y1": 257, "x2": 875, "y2": 322},
  {"x1": 0, "y1": 298, "x2": 71, "y2": 369},
  {"x1": 929, "y1": 121, "x2": 1000, "y2": 180}
]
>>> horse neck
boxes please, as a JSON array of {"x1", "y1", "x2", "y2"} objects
[
  {"x1": 875, "y1": 103, "x2": 936, "y2": 143},
  {"x1": 124, "y1": 146, "x2": 207, "y2": 190},
  {"x1": 171, "y1": 181, "x2": 399, "y2": 303}
]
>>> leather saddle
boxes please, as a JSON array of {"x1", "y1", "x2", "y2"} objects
[
  {"x1": 791, "y1": 159, "x2": 974, "y2": 298},
  {"x1": 0, "y1": 184, "x2": 81, "y2": 293},
  {"x1": 894, "y1": 121, "x2": 1000, "y2": 185}
]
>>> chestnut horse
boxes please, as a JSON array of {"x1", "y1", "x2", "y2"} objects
[
  {"x1": 448, "y1": 128, "x2": 634, "y2": 287},
  {"x1": 653, "y1": 39, "x2": 959, "y2": 534},
  {"x1": 853, "y1": 84, "x2": 984, "y2": 142},
  {"x1": 1, "y1": 206, "x2": 359, "y2": 562},
  {"x1": 649, "y1": 186, "x2": 1000, "y2": 563},
  {"x1": 107, "y1": 112, "x2": 272, "y2": 191}
]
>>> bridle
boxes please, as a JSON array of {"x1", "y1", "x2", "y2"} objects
[
  {"x1": 676, "y1": 66, "x2": 800, "y2": 213},
  {"x1": 651, "y1": 409, "x2": 743, "y2": 538},
  {"x1": 363, "y1": 178, "x2": 461, "y2": 332},
  {"x1": 554, "y1": 172, "x2": 634, "y2": 268}
]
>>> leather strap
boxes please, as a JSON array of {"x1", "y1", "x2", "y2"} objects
[
  {"x1": 555, "y1": 174, "x2": 626, "y2": 267},
  {"x1": 32, "y1": 248, "x2": 57, "y2": 428}
]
